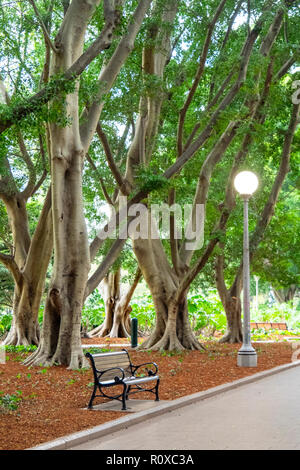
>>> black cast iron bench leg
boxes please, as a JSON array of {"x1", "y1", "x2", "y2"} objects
[
  {"x1": 155, "y1": 379, "x2": 160, "y2": 401},
  {"x1": 126, "y1": 385, "x2": 131, "y2": 400},
  {"x1": 88, "y1": 383, "x2": 98, "y2": 409},
  {"x1": 122, "y1": 384, "x2": 127, "y2": 410}
]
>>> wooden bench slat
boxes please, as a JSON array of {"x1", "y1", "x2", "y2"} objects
[
  {"x1": 99, "y1": 370, "x2": 131, "y2": 381},
  {"x1": 93, "y1": 355, "x2": 130, "y2": 365},
  {"x1": 93, "y1": 358, "x2": 130, "y2": 370}
]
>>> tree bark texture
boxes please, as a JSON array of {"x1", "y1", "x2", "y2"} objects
[
  {"x1": 25, "y1": 0, "x2": 98, "y2": 368},
  {"x1": 273, "y1": 286, "x2": 298, "y2": 304},
  {"x1": 1, "y1": 176, "x2": 53, "y2": 346},
  {"x1": 25, "y1": 0, "x2": 150, "y2": 367},
  {"x1": 88, "y1": 268, "x2": 141, "y2": 339},
  {"x1": 133, "y1": 233, "x2": 203, "y2": 351}
]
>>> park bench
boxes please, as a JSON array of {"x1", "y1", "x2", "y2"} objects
[
  {"x1": 85, "y1": 349, "x2": 160, "y2": 411},
  {"x1": 250, "y1": 322, "x2": 287, "y2": 330}
]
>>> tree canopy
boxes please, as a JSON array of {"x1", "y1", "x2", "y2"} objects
[{"x1": 0, "y1": 0, "x2": 299, "y2": 365}]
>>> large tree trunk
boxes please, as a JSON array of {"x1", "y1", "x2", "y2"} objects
[
  {"x1": 25, "y1": 1, "x2": 95, "y2": 368},
  {"x1": 273, "y1": 286, "x2": 297, "y2": 304},
  {"x1": 24, "y1": 0, "x2": 150, "y2": 367},
  {"x1": 133, "y1": 236, "x2": 202, "y2": 351},
  {"x1": 2, "y1": 196, "x2": 35, "y2": 345},
  {"x1": 88, "y1": 268, "x2": 141, "y2": 338},
  {"x1": 89, "y1": 269, "x2": 128, "y2": 338},
  {"x1": 4, "y1": 196, "x2": 31, "y2": 268},
  {"x1": 26, "y1": 145, "x2": 90, "y2": 368},
  {"x1": 2, "y1": 191, "x2": 52, "y2": 346},
  {"x1": 219, "y1": 295, "x2": 243, "y2": 344},
  {"x1": 142, "y1": 293, "x2": 202, "y2": 351},
  {"x1": 3, "y1": 282, "x2": 40, "y2": 346},
  {"x1": 216, "y1": 253, "x2": 243, "y2": 343}
]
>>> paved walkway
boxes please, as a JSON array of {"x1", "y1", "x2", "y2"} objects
[{"x1": 70, "y1": 366, "x2": 300, "y2": 450}]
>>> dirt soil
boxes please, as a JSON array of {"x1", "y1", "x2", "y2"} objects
[{"x1": 0, "y1": 338, "x2": 295, "y2": 450}]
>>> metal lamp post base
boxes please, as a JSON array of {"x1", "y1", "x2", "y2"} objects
[{"x1": 237, "y1": 351, "x2": 257, "y2": 367}]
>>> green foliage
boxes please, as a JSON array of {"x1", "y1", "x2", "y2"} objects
[
  {"x1": 0, "y1": 391, "x2": 22, "y2": 412},
  {"x1": 252, "y1": 191, "x2": 300, "y2": 290},
  {"x1": 131, "y1": 295, "x2": 156, "y2": 333},
  {"x1": 0, "y1": 73, "x2": 77, "y2": 129},
  {"x1": 0, "y1": 0, "x2": 299, "y2": 352},
  {"x1": 136, "y1": 167, "x2": 170, "y2": 194},
  {"x1": 0, "y1": 312, "x2": 12, "y2": 335},
  {"x1": 84, "y1": 347, "x2": 112, "y2": 355},
  {"x1": 5, "y1": 345, "x2": 37, "y2": 353},
  {"x1": 188, "y1": 290, "x2": 227, "y2": 333},
  {"x1": 130, "y1": 290, "x2": 227, "y2": 335},
  {"x1": 251, "y1": 328, "x2": 300, "y2": 342},
  {"x1": 0, "y1": 265, "x2": 14, "y2": 316},
  {"x1": 160, "y1": 350, "x2": 184, "y2": 358},
  {"x1": 252, "y1": 301, "x2": 300, "y2": 330},
  {"x1": 81, "y1": 290, "x2": 105, "y2": 329}
]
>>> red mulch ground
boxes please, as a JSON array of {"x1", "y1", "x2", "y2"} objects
[{"x1": 0, "y1": 338, "x2": 295, "y2": 450}]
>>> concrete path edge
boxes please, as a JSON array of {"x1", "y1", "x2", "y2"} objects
[{"x1": 28, "y1": 360, "x2": 300, "y2": 450}]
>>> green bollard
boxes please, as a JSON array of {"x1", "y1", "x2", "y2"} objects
[{"x1": 131, "y1": 318, "x2": 138, "y2": 348}]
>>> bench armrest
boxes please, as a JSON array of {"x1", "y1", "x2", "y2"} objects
[{"x1": 132, "y1": 362, "x2": 158, "y2": 377}]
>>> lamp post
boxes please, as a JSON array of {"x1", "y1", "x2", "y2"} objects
[{"x1": 234, "y1": 171, "x2": 258, "y2": 367}]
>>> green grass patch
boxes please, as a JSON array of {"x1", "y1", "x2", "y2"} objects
[{"x1": 5, "y1": 345, "x2": 37, "y2": 353}]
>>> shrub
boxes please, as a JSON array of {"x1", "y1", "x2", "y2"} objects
[
  {"x1": 0, "y1": 311, "x2": 12, "y2": 335},
  {"x1": 131, "y1": 295, "x2": 156, "y2": 334},
  {"x1": 81, "y1": 290, "x2": 105, "y2": 330},
  {"x1": 0, "y1": 391, "x2": 22, "y2": 412},
  {"x1": 5, "y1": 345, "x2": 37, "y2": 353},
  {"x1": 131, "y1": 289, "x2": 227, "y2": 335},
  {"x1": 188, "y1": 290, "x2": 227, "y2": 334},
  {"x1": 251, "y1": 301, "x2": 300, "y2": 330}
]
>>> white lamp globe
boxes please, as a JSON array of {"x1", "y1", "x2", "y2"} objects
[{"x1": 234, "y1": 171, "x2": 258, "y2": 196}]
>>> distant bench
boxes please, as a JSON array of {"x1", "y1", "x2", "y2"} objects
[
  {"x1": 250, "y1": 322, "x2": 287, "y2": 331},
  {"x1": 85, "y1": 349, "x2": 160, "y2": 411}
]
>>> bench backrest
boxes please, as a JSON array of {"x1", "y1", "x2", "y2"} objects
[
  {"x1": 250, "y1": 322, "x2": 287, "y2": 330},
  {"x1": 87, "y1": 350, "x2": 132, "y2": 381}
]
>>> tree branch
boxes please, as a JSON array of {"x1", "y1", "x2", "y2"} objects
[
  {"x1": 0, "y1": 252, "x2": 22, "y2": 286},
  {"x1": 231, "y1": 102, "x2": 300, "y2": 294},
  {"x1": 0, "y1": 3, "x2": 122, "y2": 135},
  {"x1": 18, "y1": 132, "x2": 37, "y2": 200},
  {"x1": 122, "y1": 267, "x2": 142, "y2": 312},
  {"x1": 177, "y1": 0, "x2": 228, "y2": 156},
  {"x1": 23, "y1": 187, "x2": 53, "y2": 285},
  {"x1": 221, "y1": 0, "x2": 244, "y2": 52},
  {"x1": 215, "y1": 249, "x2": 230, "y2": 306},
  {"x1": 96, "y1": 123, "x2": 129, "y2": 195},
  {"x1": 88, "y1": 6, "x2": 280, "y2": 265},
  {"x1": 29, "y1": 0, "x2": 59, "y2": 53},
  {"x1": 30, "y1": 134, "x2": 48, "y2": 197},
  {"x1": 180, "y1": 120, "x2": 240, "y2": 265},
  {"x1": 176, "y1": 52, "x2": 278, "y2": 300},
  {"x1": 86, "y1": 236, "x2": 127, "y2": 298},
  {"x1": 86, "y1": 152, "x2": 114, "y2": 205},
  {"x1": 276, "y1": 51, "x2": 299, "y2": 79},
  {"x1": 80, "y1": 0, "x2": 152, "y2": 152},
  {"x1": 115, "y1": 118, "x2": 131, "y2": 165}
]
